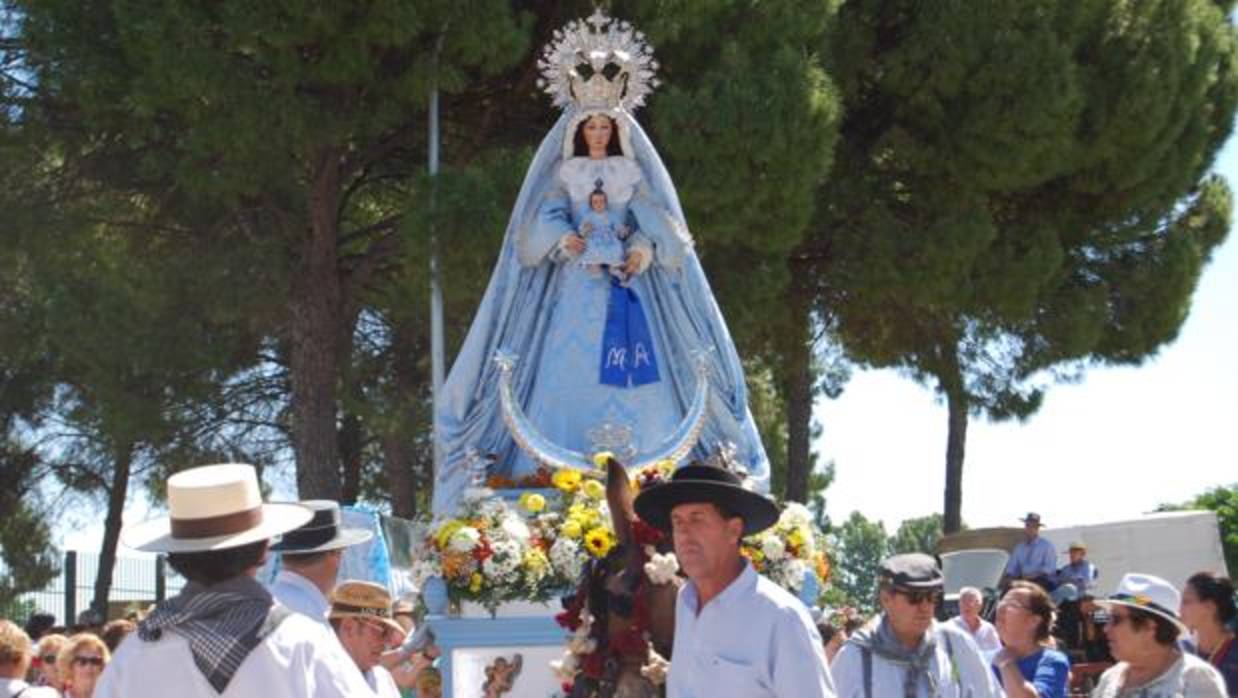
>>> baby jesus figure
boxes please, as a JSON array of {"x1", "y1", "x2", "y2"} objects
[{"x1": 576, "y1": 183, "x2": 630, "y2": 277}]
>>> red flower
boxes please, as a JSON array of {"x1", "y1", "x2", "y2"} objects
[
  {"x1": 581, "y1": 652, "x2": 605, "y2": 678},
  {"x1": 555, "y1": 610, "x2": 582, "y2": 632},
  {"x1": 632, "y1": 519, "x2": 665, "y2": 547}
]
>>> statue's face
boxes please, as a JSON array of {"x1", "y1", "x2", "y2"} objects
[
  {"x1": 583, "y1": 115, "x2": 613, "y2": 153},
  {"x1": 590, "y1": 192, "x2": 607, "y2": 212}
]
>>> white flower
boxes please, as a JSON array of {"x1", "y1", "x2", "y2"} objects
[
  {"x1": 550, "y1": 652, "x2": 578, "y2": 680},
  {"x1": 550, "y1": 537, "x2": 584, "y2": 579},
  {"x1": 501, "y1": 512, "x2": 531, "y2": 542},
  {"x1": 567, "y1": 634, "x2": 597, "y2": 654},
  {"x1": 783, "y1": 558, "x2": 808, "y2": 591},
  {"x1": 640, "y1": 650, "x2": 671, "y2": 685},
  {"x1": 781, "y1": 501, "x2": 813, "y2": 527},
  {"x1": 761, "y1": 536, "x2": 786, "y2": 562},
  {"x1": 644, "y1": 552, "x2": 680, "y2": 585},
  {"x1": 448, "y1": 526, "x2": 481, "y2": 553}
]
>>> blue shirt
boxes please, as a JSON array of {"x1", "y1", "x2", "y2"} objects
[
  {"x1": 1055, "y1": 560, "x2": 1097, "y2": 592},
  {"x1": 1004, "y1": 537, "x2": 1057, "y2": 580},
  {"x1": 667, "y1": 560, "x2": 835, "y2": 697},
  {"x1": 992, "y1": 648, "x2": 1070, "y2": 698}
]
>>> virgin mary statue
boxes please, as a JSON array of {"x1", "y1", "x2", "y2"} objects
[{"x1": 433, "y1": 11, "x2": 769, "y2": 514}]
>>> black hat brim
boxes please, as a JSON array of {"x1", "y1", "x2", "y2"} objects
[{"x1": 634, "y1": 480, "x2": 779, "y2": 536}]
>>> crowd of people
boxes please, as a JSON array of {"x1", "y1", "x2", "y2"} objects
[
  {"x1": 2, "y1": 467, "x2": 1235, "y2": 697},
  {"x1": 1, "y1": 464, "x2": 439, "y2": 698}
]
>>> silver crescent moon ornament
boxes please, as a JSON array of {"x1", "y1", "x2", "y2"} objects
[{"x1": 494, "y1": 349, "x2": 710, "y2": 474}]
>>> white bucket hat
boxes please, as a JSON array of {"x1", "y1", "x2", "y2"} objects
[
  {"x1": 1095, "y1": 572, "x2": 1188, "y2": 634},
  {"x1": 123, "y1": 464, "x2": 312, "y2": 553}
]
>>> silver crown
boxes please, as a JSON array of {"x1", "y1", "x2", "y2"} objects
[{"x1": 537, "y1": 9, "x2": 660, "y2": 113}]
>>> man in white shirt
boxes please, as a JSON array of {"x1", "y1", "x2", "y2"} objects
[
  {"x1": 267, "y1": 500, "x2": 372, "y2": 623},
  {"x1": 833, "y1": 554, "x2": 1000, "y2": 698},
  {"x1": 634, "y1": 461, "x2": 836, "y2": 697},
  {"x1": 93, "y1": 464, "x2": 372, "y2": 698},
  {"x1": 328, "y1": 581, "x2": 406, "y2": 698},
  {"x1": 948, "y1": 586, "x2": 1001, "y2": 653}
]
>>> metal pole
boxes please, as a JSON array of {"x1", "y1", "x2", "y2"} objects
[
  {"x1": 155, "y1": 555, "x2": 166, "y2": 603},
  {"x1": 64, "y1": 550, "x2": 77, "y2": 626},
  {"x1": 429, "y1": 36, "x2": 445, "y2": 473}
]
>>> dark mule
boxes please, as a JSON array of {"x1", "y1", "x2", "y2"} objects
[{"x1": 560, "y1": 458, "x2": 680, "y2": 697}]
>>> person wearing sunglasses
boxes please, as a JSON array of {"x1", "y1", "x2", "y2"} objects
[
  {"x1": 992, "y1": 581, "x2": 1069, "y2": 698},
  {"x1": 833, "y1": 553, "x2": 1000, "y2": 697},
  {"x1": 55, "y1": 633, "x2": 109, "y2": 698},
  {"x1": 0, "y1": 619, "x2": 60, "y2": 698},
  {"x1": 31, "y1": 633, "x2": 68, "y2": 691},
  {"x1": 328, "y1": 581, "x2": 408, "y2": 698},
  {"x1": 1092, "y1": 573, "x2": 1226, "y2": 697}
]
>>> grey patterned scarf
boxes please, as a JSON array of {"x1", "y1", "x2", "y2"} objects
[
  {"x1": 848, "y1": 616, "x2": 940, "y2": 698},
  {"x1": 138, "y1": 575, "x2": 283, "y2": 694}
]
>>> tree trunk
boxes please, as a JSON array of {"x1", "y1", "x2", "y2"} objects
[
  {"x1": 91, "y1": 441, "x2": 133, "y2": 618},
  {"x1": 782, "y1": 265, "x2": 814, "y2": 503},
  {"x1": 290, "y1": 149, "x2": 345, "y2": 500},
  {"x1": 338, "y1": 410, "x2": 363, "y2": 505},
  {"x1": 381, "y1": 318, "x2": 422, "y2": 518},
  {"x1": 943, "y1": 377, "x2": 968, "y2": 534}
]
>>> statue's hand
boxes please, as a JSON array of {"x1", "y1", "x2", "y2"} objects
[
  {"x1": 562, "y1": 233, "x2": 586, "y2": 256},
  {"x1": 622, "y1": 249, "x2": 644, "y2": 276}
]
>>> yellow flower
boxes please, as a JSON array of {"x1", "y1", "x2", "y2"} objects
[
  {"x1": 523, "y1": 549, "x2": 549, "y2": 574},
  {"x1": 582, "y1": 479, "x2": 606, "y2": 501},
  {"x1": 584, "y1": 527, "x2": 616, "y2": 558},
  {"x1": 786, "y1": 529, "x2": 805, "y2": 549},
  {"x1": 552, "y1": 468, "x2": 583, "y2": 493},
  {"x1": 655, "y1": 459, "x2": 675, "y2": 474},
  {"x1": 519, "y1": 492, "x2": 546, "y2": 513},
  {"x1": 469, "y1": 572, "x2": 483, "y2": 593},
  {"x1": 560, "y1": 519, "x2": 583, "y2": 540},
  {"x1": 592, "y1": 451, "x2": 615, "y2": 467},
  {"x1": 630, "y1": 477, "x2": 641, "y2": 493},
  {"x1": 435, "y1": 520, "x2": 464, "y2": 550}
]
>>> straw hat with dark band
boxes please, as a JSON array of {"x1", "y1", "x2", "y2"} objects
[
  {"x1": 329, "y1": 581, "x2": 405, "y2": 637},
  {"x1": 123, "y1": 464, "x2": 311, "y2": 553}
]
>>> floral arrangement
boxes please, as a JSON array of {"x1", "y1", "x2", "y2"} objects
[
  {"x1": 411, "y1": 464, "x2": 619, "y2": 613},
  {"x1": 741, "y1": 500, "x2": 831, "y2": 596}
]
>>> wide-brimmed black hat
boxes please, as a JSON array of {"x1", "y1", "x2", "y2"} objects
[
  {"x1": 269, "y1": 500, "x2": 373, "y2": 553},
  {"x1": 633, "y1": 463, "x2": 779, "y2": 536}
]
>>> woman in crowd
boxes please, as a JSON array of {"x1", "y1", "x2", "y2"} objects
[
  {"x1": 1180, "y1": 571, "x2": 1237, "y2": 695},
  {"x1": 0, "y1": 619, "x2": 59, "y2": 698},
  {"x1": 33, "y1": 634, "x2": 68, "y2": 690},
  {"x1": 56, "y1": 633, "x2": 109, "y2": 698},
  {"x1": 1093, "y1": 572, "x2": 1226, "y2": 697},
  {"x1": 992, "y1": 581, "x2": 1071, "y2": 698}
]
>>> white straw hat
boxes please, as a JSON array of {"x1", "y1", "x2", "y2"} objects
[
  {"x1": 1095, "y1": 572, "x2": 1188, "y2": 634},
  {"x1": 123, "y1": 464, "x2": 312, "y2": 553}
]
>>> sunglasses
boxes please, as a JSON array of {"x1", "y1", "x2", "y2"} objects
[
  {"x1": 1106, "y1": 611, "x2": 1130, "y2": 627},
  {"x1": 895, "y1": 588, "x2": 941, "y2": 605},
  {"x1": 40, "y1": 654, "x2": 58, "y2": 664},
  {"x1": 73, "y1": 656, "x2": 105, "y2": 668}
]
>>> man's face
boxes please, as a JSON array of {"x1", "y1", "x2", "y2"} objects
[
  {"x1": 1069, "y1": 548, "x2": 1085, "y2": 564},
  {"x1": 337, "y1": 617, "x2": 393, "y2": 672},
  {"x1": 959, "y1": 592, "x2": 981, "y2": 619},
  {"x1": 670, "y1": 502, "x2": 743, "y2": 582},
  {"x1": 1023, "y1": 522, "x2": 1040, "y2": 541},
  {"x1": 880, "y1": 586, "x2": 938, "y2": 642},
  {"x1": 1103, "y1": 607, "x2": 1153, "y2": 662}
]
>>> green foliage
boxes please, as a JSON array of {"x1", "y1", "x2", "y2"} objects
[
  {"x1": 819, "y1": 0, "x2": 1238, "y2": 528},
  {"x1": 829, "y1": 511, "x2": 889, "y2": 614},
  {"x1": 1159, "y1": 483, "x2": 1238, "y2": 576},
  {"x1": 889, "y1": 514, "x2": 951, "y2": 556}
]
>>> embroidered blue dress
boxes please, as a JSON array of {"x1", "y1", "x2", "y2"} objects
[{"x1": 432, "y1": 110, "x2": 770, "y2": 515}]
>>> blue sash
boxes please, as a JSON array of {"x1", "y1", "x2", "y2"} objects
[{"x1": 600, "y1": 276, "x2": 660, "y2": 387}]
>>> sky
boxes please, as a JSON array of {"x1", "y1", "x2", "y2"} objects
[
  {"x1": 816, "y1": 139, "x2": 1238, "y2": 534},
  {"x1": 60, "y1": 133, "x2": 1238, "y2": 554}
]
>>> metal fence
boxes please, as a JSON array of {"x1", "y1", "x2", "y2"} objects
[{"x1": 3, "y1": 551, "x2": 184, "y2": 626}]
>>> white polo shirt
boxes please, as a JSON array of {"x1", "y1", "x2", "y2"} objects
[{"x1": 93, "y1": 612, "x2": 371, "y2": 698}]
